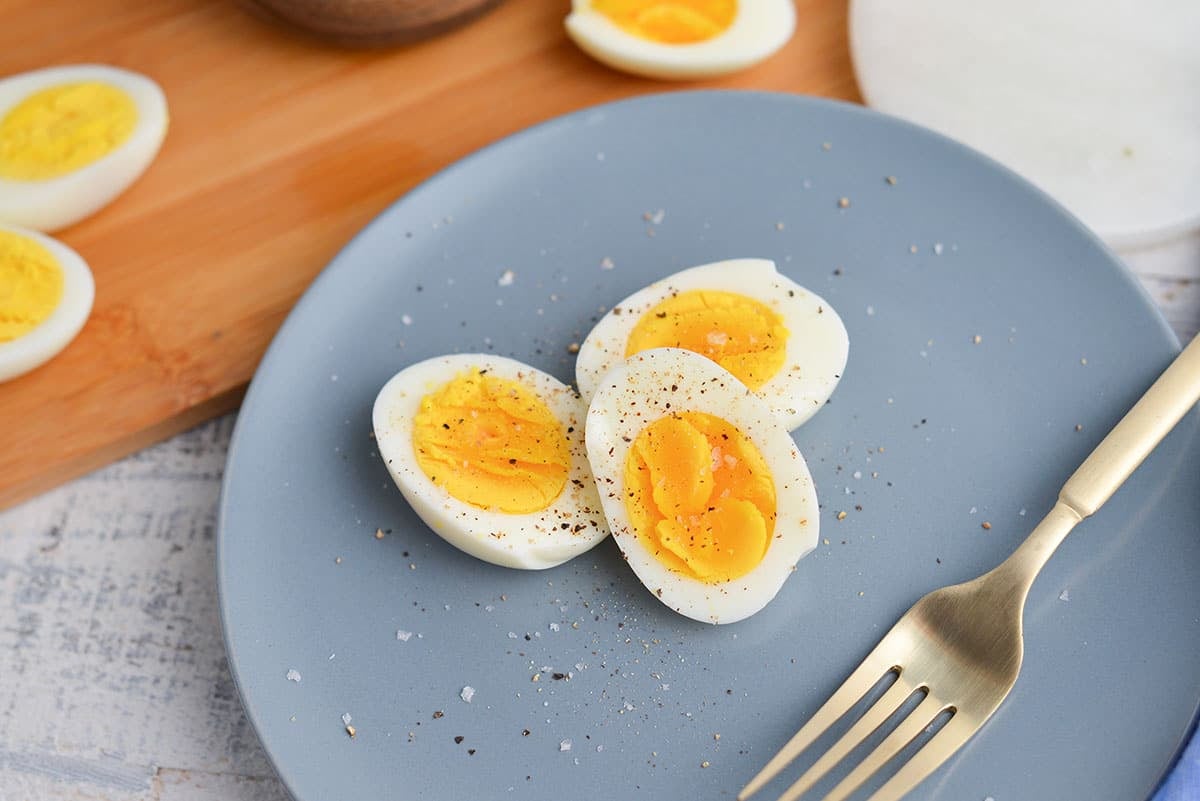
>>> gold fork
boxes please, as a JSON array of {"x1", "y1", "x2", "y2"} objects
[{"x1": 740, "y1": 334, "x2": 1200, "y2": 801}]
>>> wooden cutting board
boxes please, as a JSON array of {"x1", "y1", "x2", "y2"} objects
[{"x1": 0, "y1": 0, "x2": 859, "y2": 510}]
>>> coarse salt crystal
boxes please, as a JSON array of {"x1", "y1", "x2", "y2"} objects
[
  {"x1": 560, "y1": 739, "x2": 573, "y2": 752},
  {"x1": 1059, "y1": 590, "x2": 1070, "y2": 602},
  {"x1": 396, "y1": 630, "x2": 413, "y2": 642},
  {"x1": 460, "y1": 686, "x2": 475, "y2": 703},
  {"x1": 401, "y1": 314, "x2": 413, "y2": 326},
  {"x1": 497, "y1": 269, "x2": 515, "y2": 287},
  {"x1": 853, "y1": 471, "x2": 862, "y2": 480},
  {"x1": 485, "y1": 605, "x2": 495, "y2": 612},
  {"x1": 549, "y1": 622, "x2": 560, "y2": 632},
  {"x1": 286, "y1": 669, "x2": 301, "y2": 682},
  {"x1": 600, "y1": 257, "x2": 615, "y2": 270},
  {"x1": 933, "y1": 242, "x2": 944, "y2": 255},
  {"x1": 508, "y1": 632, "x2": 518, "y2": 639},
  {"x1": 342, "y1": 713, "x2": 352, "y2": 726}
]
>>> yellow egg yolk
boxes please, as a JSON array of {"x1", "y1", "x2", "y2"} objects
[
  {"x1": 625, "y1": 290, "x2": 789, "y2": 390},
  {"x1": 623, "y1": 411, "x2": 775, "y2": 583},
  {"x1": 0, "y1": 229, "x2": 64, "y2": 343},
  {"x1": 591, "y1": 0, "x2": 737, "y2": 44},
  {"x1": 412, "y1": 369, "x2": 571, "y2": 514},
  {"x1": 0, "y1": 82, "x2": 138, "y2": 181}
]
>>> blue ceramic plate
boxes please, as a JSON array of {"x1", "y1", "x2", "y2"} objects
[{"x1": 218, "y1": 91, "x2": 1200, "y2": 801}]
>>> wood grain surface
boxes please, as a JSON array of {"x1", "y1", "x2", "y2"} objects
[{"x1": 0, "y1": 0, "x2": 858, "y2": 511}]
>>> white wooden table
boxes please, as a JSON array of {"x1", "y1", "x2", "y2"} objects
[{"x1": 2, "y1": 239, "x2": 1197, "y2": 801}]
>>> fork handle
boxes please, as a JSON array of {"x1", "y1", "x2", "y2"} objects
[{"x1": 1060, "y1": 334, "x2": 1200, "y2": 519}]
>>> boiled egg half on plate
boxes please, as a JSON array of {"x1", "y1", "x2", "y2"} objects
[
  {"x1": 586, "y1": 347, "x2": 819, "y2": 624},
  {"x1": 565, "y1": 0, "x2": 796, "y2": 79},
  {"x1": 0, "y1": 64, "x2": 168, "y2": 232},
  {"x1": 576, "y1": 259, "x2": 849, "y2": 431},
  {"x1": 0, "y1": 223, "x2": 94, "y2": 382},
  {"x1": 373, "y1": 354, "x2": 610, "y2": 569}
]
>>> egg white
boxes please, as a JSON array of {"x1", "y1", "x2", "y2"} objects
[
  {"x1": 585, "y1": 347, "x2": 819, "y2": 624},
  {"x1": 0, "y1": 64, "x2": 169, "y2": 232},
  {"x1": 576, "y1": 258, "x2": 849, "y2": 431},
  {"x1": 373, "y1": 354, "x2": 609, "y2": 570},
  {"x1": 0, "y1": 223, "x2": 94, "y2": 382},
  {"x1": 564, "y1": 0, "x2": 796, "y2": 80}
]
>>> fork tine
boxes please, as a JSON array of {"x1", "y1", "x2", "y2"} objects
[
  {"x1": 738, "y1": 650, "x2": 894, "y2": 801},
  {"x1": 819, "y1": 694, "x2": 948, "y2": 801},
  {"x1": 774, "y1": 678, "x2": 915, "y2": 801},
  {"x1": 864, "y1": 714, "x2": 978, "y2": 801}
]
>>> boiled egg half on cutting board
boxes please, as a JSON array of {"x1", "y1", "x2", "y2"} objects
[
  {"x1": 565, "y1": 0, "x2": 796, "y2": 80},
  {"x1": 0, "y1": 223, "x2": 94, "y2": 382},
  {"x1": 0, "y1": 64, "x2": 168, "y2": 232}
]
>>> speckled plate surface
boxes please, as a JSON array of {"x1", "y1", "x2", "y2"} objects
[{"x1": 217, "y1": 91, "x2": 1200, "y2": 801}]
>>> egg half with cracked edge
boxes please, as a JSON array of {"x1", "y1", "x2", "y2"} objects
[
  {"x1": 576, "y1": 258, "x2": 849, "y2": 431},
  {"x1": 373, "y1": 354, "x2": 609, "y2": 569},
  {"x1": 0, "y1": 223, "x2": 94, "y2": 382},
  {"x1": 564, "y1": 0, "x2": 796, "y2": 80},
  {"x1": 0, "y1": 64, "x2": 169, "y2": 232},
  {"x1": 585, "y1": 347, "x2": 819, "y2": 624}
]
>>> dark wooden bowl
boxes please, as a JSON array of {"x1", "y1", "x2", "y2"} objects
[{"x1": 239, "y1": 0, "x2": 508, "y2": 47}]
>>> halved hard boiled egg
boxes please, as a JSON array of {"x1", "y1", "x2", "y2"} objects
[
  {"x1": 374, "y1": 354, "x2": 609, "y2": 569},
  {"x1": 0, "y1": 223, "x2": 94, "y2": 382},
  {"x1": 564, "y1": 0, "x2": 796, "y2": 80},
  {"x1": 576, "y1": 259, "x2": 849, "y2": 431},
  {"x1": 0, "y1": 64, "x2": 169, "y2": 232},
  {"x1": 586, "y1": 348, "x2": 819, "y2": 624}
]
